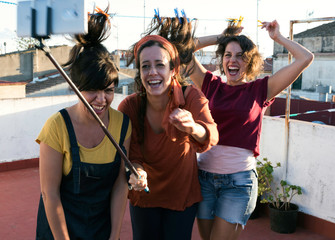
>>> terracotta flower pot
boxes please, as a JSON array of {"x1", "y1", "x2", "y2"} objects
[{"x1": 269, "y1": 203, "x2": 299, "y2": 234}]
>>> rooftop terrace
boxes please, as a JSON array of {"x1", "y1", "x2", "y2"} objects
[
  {"x1": 1, "y1": 75, "x2": 335, "y2": 240},
  {"x1": 0, "y1": 163, "x2": 332, "y2": 240}
]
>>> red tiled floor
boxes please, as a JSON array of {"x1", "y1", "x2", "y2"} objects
[{"x1": 0, "y1": 167, "x2": 332, "y2": 240}]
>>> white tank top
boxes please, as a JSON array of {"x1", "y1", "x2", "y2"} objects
[{"x1": 197, "y1": 145, "x2": 255, "y2": 174}]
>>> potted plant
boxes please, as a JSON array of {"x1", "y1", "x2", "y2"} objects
[
  {"x1": 249, "y1": 160, "x2": 273, "y2": 219},
  {"x1": 256, "y1": 157, "x2": 303, "y2": 233},
  {"x1": 250, "y1": 157, "x2": 278, "y2": 219}
]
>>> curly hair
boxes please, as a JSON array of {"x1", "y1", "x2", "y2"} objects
[
  {"x1": 63, "y1": 6, "x2": 119, "y2": 91},
  {"x1": 216, "y1": 25, "x2": 263, "y2": 81},
  {"x1": 215, "y1": 25, "x2": 263, "y2": 81}
]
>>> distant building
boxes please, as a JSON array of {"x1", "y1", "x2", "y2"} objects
[
  {"x1": 273, "y1": 21, "x2": 335, "y2": 91},
  {"x1": 195, "y1": 50, "x2": 218, "y2": 73},
  {"x1": 0, "y1": 45, "x2": 72, "y2": 83},
  {"x1": 0, "y1": 46, "x2": 126, "y2": 97}
]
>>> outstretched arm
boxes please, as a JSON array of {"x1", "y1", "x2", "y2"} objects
[{"x1": 263, "y1": 20, "x2": 314, "y2": 100}]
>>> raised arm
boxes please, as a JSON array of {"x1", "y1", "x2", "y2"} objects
[
  {"x1": 194, "y1": 34, "x2": 222, "y2": 51},
  {"x1": 188, "y1": 36, "x2": 221, "y2": 89},
  {"x1": 194, "y1": 25, "x2": 243, "y2": 51},
  {"x1": 190, "y1": 26, "x2": 243, "y2": 89},
  {"x1": 263, "y1": 20, "x2": 314, "y2": 100}
]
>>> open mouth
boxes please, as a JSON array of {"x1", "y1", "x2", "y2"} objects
[
  {"x1": 148, "y1": 79, "x2": 162, "y2": 87},
  {"x1": 92, "y1": 104, "x2": 105, "y2": 113},
  {"x1": 228, "y1": 66, "x2": 239, "y2": 76}
]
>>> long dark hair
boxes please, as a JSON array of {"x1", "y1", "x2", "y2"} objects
[
  {"x1": 128, "y1": 15, "x2": 197, "y2": 92},
  {"x1": 129, "y1": 15, "x2": 196, "y2": 144},
  {"x1": 144, "y1": 16, "x2": 196, "y2": 76},
  {"x1": 63, "y1": 6, "x2": 119, "y2": 91}
]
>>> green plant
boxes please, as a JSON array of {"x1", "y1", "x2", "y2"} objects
[
  {"x1": 256, "y1": 157, "x2": 302, "y2": 211},
  {"x1": 15, "y1": 36, "x2": 39, "y2": 51},
  {"x1": 256, "y1": 158, "x2": 279, "y2": 197}
]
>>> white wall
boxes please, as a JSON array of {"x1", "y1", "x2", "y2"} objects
[
  {"x1": 0, "y1": 93, "x2": 126, "y2": 163},
  {"x1": 1, "y1": 95, "x2": 335, "y2": 224},
  {"x1": 259, "y1": 116, "x2": 335, "y2": 224},
  {"x1": 273, "y1": 54, "x2": 335, "y2": 91}
]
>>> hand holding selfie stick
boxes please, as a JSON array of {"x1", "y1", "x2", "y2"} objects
[{"x1": 36, "y1": 39, "x2": 149, "y2": 193}]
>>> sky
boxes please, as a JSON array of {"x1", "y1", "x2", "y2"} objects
[{"x1": 0, "y1": 0, "x2": 335, "y2": 58}]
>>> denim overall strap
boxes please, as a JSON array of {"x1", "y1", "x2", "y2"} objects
[
  {"x1": 119, "y1": 113, "x2": 131, "y2": 185},
  {"x1": 119, "y1": 113, "x2": 129, "y2": 149},
  {"x1": 59, "y1": 109, "x2": 81, "y2": 194}
]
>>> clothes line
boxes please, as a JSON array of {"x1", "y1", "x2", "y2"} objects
[
  {"x1": 273, "y1": 108, "x2": 335, "y2": 118},
  {"x1": 0, "y1": 1, "x2": 16, "y2": 5}
]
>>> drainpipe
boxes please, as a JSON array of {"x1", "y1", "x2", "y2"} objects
[
  {"x1": 284, "y1": 21, "x2": 294, "y2": 180},
  {"x1": 284, "y1": 17, "x2": 335, "y2": 179}
]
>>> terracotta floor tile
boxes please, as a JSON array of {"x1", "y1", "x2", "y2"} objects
[{"x1": 0, "y1": 167, "x2": 332, "y2": 240}]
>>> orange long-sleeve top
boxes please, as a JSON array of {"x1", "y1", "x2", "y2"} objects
[{"x1": 118, "y1": 85, "x2": 218, "y2": 211}]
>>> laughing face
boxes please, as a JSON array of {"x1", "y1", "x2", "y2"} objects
[
  {"x1": 223, "y1": 41, "x2": 248, "y2": 86},
  {"x1": 139, "y1": 45, "x2": 174, "y2": 96},
  {"x1": 80, "y1": 83, "x2": 115, "y2": 121}
]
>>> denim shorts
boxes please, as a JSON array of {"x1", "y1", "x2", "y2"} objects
[{"x1": 197, "y1": 169, "x2": 258, "y2": 226}]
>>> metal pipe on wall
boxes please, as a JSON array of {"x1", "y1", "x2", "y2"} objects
[{"x1": 284, "y1": 17, "x2": 335, "y2": 180}]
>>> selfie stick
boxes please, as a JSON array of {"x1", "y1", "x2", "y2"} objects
[
  {"x1": 27, "y1": 3, "x2": 148, "y2": 192},
  {"x1": 35, "y1": 40, "x2": 149, "y2": 193}
]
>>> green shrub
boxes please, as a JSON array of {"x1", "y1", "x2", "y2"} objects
[{"x1": 256, "y1": 158, "x2": 302, "y2": 211}]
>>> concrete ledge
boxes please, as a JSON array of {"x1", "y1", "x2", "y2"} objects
[
  {"x1": 0, "y1": 158, "x2": 39, "y2": 172},
  {"x1": 0, "y1": 80, "x2": 27, "y2": 99}
]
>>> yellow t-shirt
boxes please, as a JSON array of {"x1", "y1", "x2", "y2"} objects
[{"x1": 36, "y1": 108, "x2": 131, "y2": 176}]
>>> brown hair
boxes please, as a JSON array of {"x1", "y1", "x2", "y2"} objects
[
  {"x1": 129, "y1": 16, "x2": 196, "y2": 144},
  {"x1": 128, "y1": 15, "x2": 197, "y2": 89},
  {"x1": 216, "y1": 24, "x2": 263, "y2": 81},
  {"x1": 63, "y1": 6, "x2": 119, "y2": 91}
]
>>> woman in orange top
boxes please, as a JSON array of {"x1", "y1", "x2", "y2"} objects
[{"x1": 118, "y1": 27, "x2": 218, "y2": 239}]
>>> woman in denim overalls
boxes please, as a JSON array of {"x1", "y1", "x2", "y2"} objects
[{"x1": 35, "y1": 7, "x2": 130, "y2": 240}]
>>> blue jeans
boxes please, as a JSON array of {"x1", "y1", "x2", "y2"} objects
[
  {"x1": 129, "y1": 202, "x2": 198, "y2": 240},
  {"x1": 197, "y1": 169, "x2": 258, "y2": 226}
]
